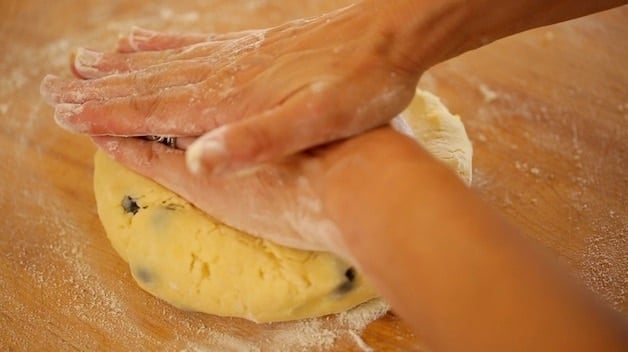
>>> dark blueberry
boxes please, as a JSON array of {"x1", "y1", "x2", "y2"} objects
[
  {"x1": 344, "y1": 267, "x2": 356, "y2": 282},
  {"x1": 121, "y1": 195, "x2": 140, "y2": 215},
  {"x1": 133, "y1": 266, "x2": 154, "y2": 284},
  {"x1": 335, "y1": 267, "x2": 356, "y2": 295}
]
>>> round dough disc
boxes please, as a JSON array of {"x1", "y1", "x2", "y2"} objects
[{"x1": 93, "y1": 89, "x2": 472, "y2": 323}]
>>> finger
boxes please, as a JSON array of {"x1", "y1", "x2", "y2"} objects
[
  {"x1": 117, "y1": 27, "x2": 210, "y2": 53},
  {"x1": 42, "y1": 57, "x2": 212, "y2": 104},
  {"x1": 93, "y1": 135, "x2": 328, "y2": 252},
  {"x1": 53, "y1": 87, "x2": 221, "y2": 136},
  {"x1": 185, "y1": 60, "x2": 418, "y2": 176},
  {"x1": 48, "y1": 59, "x2": 271, "y2": 135},
  {"x1": 74, "y1": 47, "x2": 166, "y2": 79},
  {"x1": 116, "y1": 27, "x2": 256, "y2": 53},
  {"x1": 49, "y1": 58, "x2": 270, "y2": 136},
  {"x1": 92, "y1": 136, "x2": 189, "y2": 183},
  {"x1": 72, "y1": 44, "x2": 223, "y2": 79},
  {"x1": 80, "y1": 31, "x2": 265, "y2": 78},
  {"x1": 184, "y1": 84, "x2": 368, "y2": 175}
]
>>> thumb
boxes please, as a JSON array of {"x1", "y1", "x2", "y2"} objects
[{"x1": 185, "y1": 88, "x2": 373, "y2": 175}]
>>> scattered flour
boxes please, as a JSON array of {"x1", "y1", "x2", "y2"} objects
[
  {"x1": 177, "y1": 300, "x2": 390, "y2": 351},
  {"x1": 3, "y1": 3, "x2": 394, "y2": 351},
  {"x1": 4, "y1": 2, "x2": 625, "y2": 351},
  {"x1": 0, "y1": 103, "x2": 9, "y2": 115},
  {"x1": 425, "y1": 31, "x2": 627, "y2": 312},
  {"x1": 580, "y1": 225, "x2": 627, "y2": 311},
  {"x1": 478, "y1": 83, "x2": 499, "y2": 103}
]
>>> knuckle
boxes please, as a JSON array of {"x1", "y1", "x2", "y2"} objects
[{"x1": 130, "y1": 94, "x2": 162, "y2": 120}]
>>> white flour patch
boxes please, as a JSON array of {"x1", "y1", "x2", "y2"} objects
[
  {"x1": 581, "y1": 229, "x2": 627, "y2": 310},
  {"x1": 478, "y1": 83, "x2": 498, "y2": 103},
  {"x1": 179, "y1": 299, "x2": 390, "y2": 352},
  {"x1": 0, "y1": 103, "x2": 10, "y2": 115}
]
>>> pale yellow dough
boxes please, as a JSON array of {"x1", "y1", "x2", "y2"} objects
[{"x1": 93, "y1": 89, "x2": 472, "y2": 323}]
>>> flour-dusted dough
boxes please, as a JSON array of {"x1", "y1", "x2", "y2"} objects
[
  {"x1": 398, "y1": 90, "x2": 473, "y2": 185},
  {"x1": 93, "y1": 89, "x2": 472, "y2": 323}
]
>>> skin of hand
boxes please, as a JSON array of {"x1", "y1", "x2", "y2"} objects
[
  {"x1": 308, "y1": 128, "x2": 628, "y2": 352},
  {"x1": 91, "y1": 133, "x2": 348, "y2": 255},
  {"x1": 39, "y1": 0, "x2": 626, "y2": 176},
  {"x1": 40, "y1": 2, "x2": 422, "y2": 175}
]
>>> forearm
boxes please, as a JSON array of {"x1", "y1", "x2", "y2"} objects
[
  {"x1": 311, "y1": 128, "x2": 628, "y2": 352},
  {"x1": 359, "y1": 0, "x2": 627, "y2": 72}
]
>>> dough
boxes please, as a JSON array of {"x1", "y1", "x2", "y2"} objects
[
  {"x1": 93, "y1": 89, "x2": 472, "y2": 323},
  {"x1": 396, "y1": 90, "x2": 473, "y2": 184}
]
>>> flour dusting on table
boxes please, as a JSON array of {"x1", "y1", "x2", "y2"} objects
[{"x1": 2, "y1": 3, "x2": 392, "y2": 351}]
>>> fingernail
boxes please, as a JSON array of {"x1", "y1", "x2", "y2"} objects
[
  {"x1": 75, "y1": 47, "x2": 103, "y2": 68},
  {"x1": 130, "y1": 27, "x2": 157, "y2": 50},
  {"x1": 40, "y1": 74, "x2": 60, "y2": 105},
  {"x1": 186, "y1": 136, "x2": 230, "y2": 175},
  {"x1": 74, "y1": 48, "x2": 104, "y2": 77},
  {"x1": 54, "y1": 103, "x2": 83, "y2": 132}
]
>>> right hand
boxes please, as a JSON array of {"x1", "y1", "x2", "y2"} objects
[{"x1": 91, "y1": 125, "x2": 430, "y2": 260}]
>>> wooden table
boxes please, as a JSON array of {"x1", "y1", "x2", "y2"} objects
[{"x1": 1, "y1": 1, "x2": 626, "y2": 350}]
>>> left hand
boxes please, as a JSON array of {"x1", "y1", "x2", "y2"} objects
[{"x1": 40, "y1": 3, "x2": 421, "y2": 175}]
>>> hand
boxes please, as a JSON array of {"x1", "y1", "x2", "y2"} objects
[
  {"x1": 92, "y1": 133, "x2": 340, "y2": 254},
  {"x1": 92, "y1": 124, "x2": 427, "y2": 259},
  {"x1": 40, "y1": 3, "x2": 420, "y2": 175}
]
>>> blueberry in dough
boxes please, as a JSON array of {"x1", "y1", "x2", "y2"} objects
[
  {"x1": 336, "y1": 267, "x2": 356, "y2": 295},
  {"x1": 133, "y1": 266, "x2": 154, "y2": 284},
  {"x1": 345, "y1": 267, "x2": 356, "y2": 281},
  {"x1": 121, "y1": 195, "x2": 140, "y2": 215}
]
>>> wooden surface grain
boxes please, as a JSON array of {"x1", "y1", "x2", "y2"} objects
[{"x1": 1, "y1": 1, "x2": 626, "y2": 351}]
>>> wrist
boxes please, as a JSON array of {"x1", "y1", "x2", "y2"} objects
[
  {"x1": 357, "y1": 0, "x2": 626, "y2": 75},
  {"x1": 357, "y1": 0, "x2": 472, "y2": 73},
  {"x1": 305, "y1": 128, "x2": 444, "y2": 261}
]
